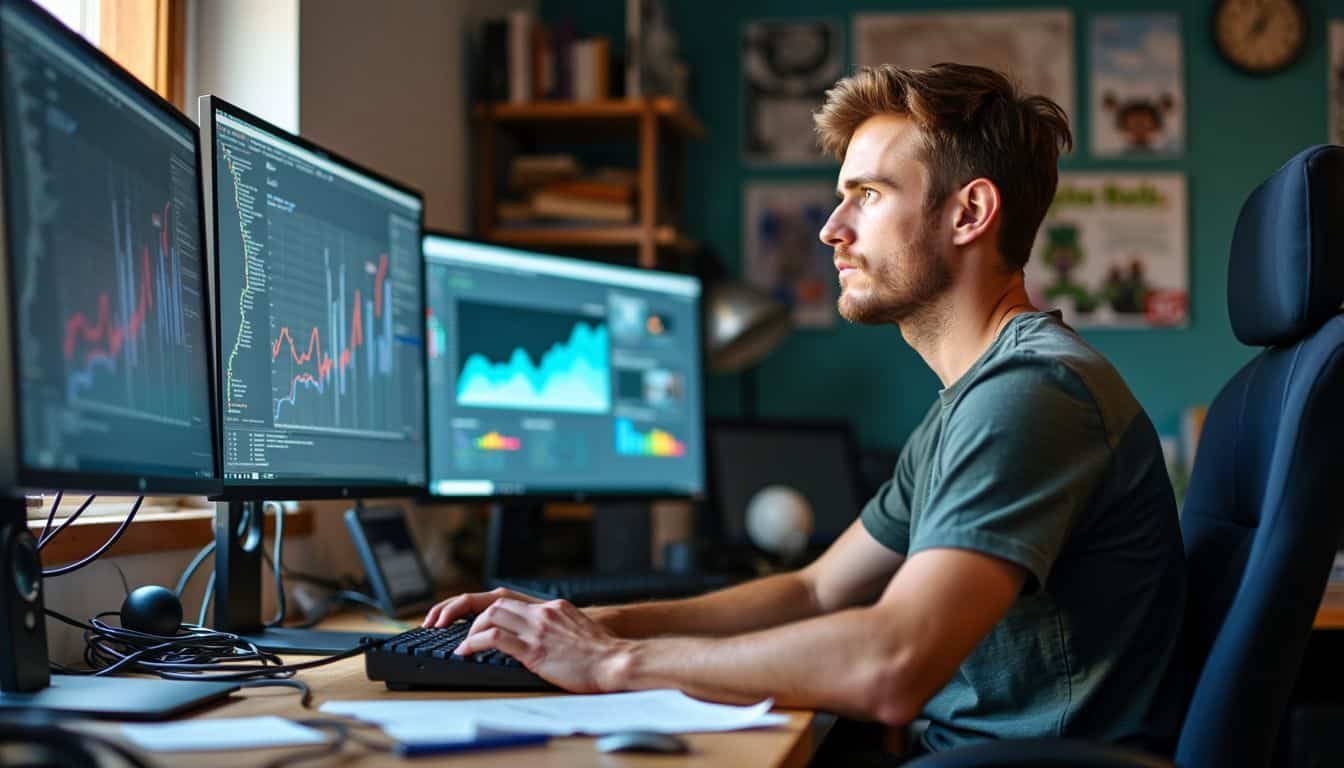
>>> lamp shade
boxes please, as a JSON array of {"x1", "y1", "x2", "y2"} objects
[{"x1": 706, "y1": 282, "x2": 793, "y2": 373}]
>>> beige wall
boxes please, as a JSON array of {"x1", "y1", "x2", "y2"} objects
[
  {"x1": 188, "y1": 0, "x2": 300, "y2": 130},
  {"x1": 299, "y1": 0, "x2": 535, "y2": 233}
]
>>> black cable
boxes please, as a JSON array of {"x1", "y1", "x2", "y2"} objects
[
  {"x1": 198, "y1": 573, "x2": 214, "y2": 626},
  {"x1": 37, "y1": 493, "x2": 96, "y2": 549},
  {"x1": 0, "y1": 717, "x2": 156, "y2": 768},
  {"x1": 265, "y1": 501, "x2": 287, "y2": 628},
  {"x1": 175, "y1": 539, "x2": 215, "y2": 597},
  {"x1": 257, "y1": 718, "x2": 393, "y2": 768},
  {"x1": 42, "y1": 496, "x2": 143, "y2": 577},
  {"x1": 36, "y1": 490, "x2": 61, "y2": 544},
  {"x1": 240, "y1": 678, "x2": 313, "y2": 708},
  {"x1": 44, "y1": 607, "x2": 381, "y2": 685},
  {"x1": 108, "y1": 560, "x2": 131, "y2": 598}
]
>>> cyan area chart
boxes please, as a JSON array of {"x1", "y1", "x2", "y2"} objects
[
  {"x1": 1, "y1": 1, "x2": 215, "y2": 480},
  {"x1": 213, "y1": 107, "x2": 425, "y2": 486},
  {"x1": 424, "y1": 235, "x2": 703, "y2": 497},
  {"x1": 455, "y1": 301, "x2": 611, "y2": 414}
]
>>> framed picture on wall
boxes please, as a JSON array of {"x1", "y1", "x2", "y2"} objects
[
  {"x1": 1026, "y1": 173, "x2": 1189, "y2": 330},
  {"x1": 742, "y1": 19, "x2": 844, "y2": 165},
  {"x1": 853, "y1": 10, "x2": 1075, "y2": 128},
  {"x1": 1091, "y1": 14, "x2": 1185, "y2": 158},
  {"x1": 743, "y1": 181, "x2": 837, "y2": 329}
]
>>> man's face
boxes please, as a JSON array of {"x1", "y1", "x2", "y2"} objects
[{"x1": 819, "y1": 115, "x2": 954, "y2": 325}]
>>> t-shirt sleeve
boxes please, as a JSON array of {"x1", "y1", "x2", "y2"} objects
[
  {"x1": 911, "y1": 359, "x2": 1111, "y2": 590},
  {"x1": 860, "y1": 430, "x2": 920, "y2": 555}
]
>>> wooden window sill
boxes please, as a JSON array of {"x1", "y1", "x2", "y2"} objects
[{"x1": 31, "y1": 506, "x2": 313, "y2": 564}]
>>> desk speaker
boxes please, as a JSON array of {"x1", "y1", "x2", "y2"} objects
[{"x1": 0, "y1": 516, "x2": 49, "y2": 692}]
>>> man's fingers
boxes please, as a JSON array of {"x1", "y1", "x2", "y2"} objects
[
  {"x1": 423, "y1": 595, "x2": 466, "y2": 627},
  {"x1": 468, "y1": 599, "x2": 534, "y2": 638},
  {"x1": 455, "y1": 627, "x2": 530, "y2": 661}
]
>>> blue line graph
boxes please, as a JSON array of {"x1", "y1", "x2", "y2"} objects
[{"x1": 457, "y1": 322, "x2": 610, "y2": 413}]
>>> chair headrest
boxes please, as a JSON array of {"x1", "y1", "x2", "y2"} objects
[{"x1": 1228, "y1": 145, "x2": 1344, "y2": 346}]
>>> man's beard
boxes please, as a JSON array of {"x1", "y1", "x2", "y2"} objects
[{"x1": 837, "y1": 221, "x2": 954, "y2": 326}]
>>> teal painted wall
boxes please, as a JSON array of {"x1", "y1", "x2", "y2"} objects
[{"x1": 541, "y1": 0, "x2": 1337, "y2": 450}]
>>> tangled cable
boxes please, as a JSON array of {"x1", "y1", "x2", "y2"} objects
[{"x1": 45, "y1": 609, "x2": 373, "y2": 690}]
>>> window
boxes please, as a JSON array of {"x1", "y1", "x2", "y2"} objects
[{"x1": 34, "y1": 0, "x2": 184, "y2": 106}]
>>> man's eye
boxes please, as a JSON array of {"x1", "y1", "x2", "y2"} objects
[{"x1": 862, "y1": 188, "x2": 878, "y2": 202}]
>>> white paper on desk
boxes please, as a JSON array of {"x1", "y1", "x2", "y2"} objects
[
  {"x1": 320, "y1": 689, "x2": 787, "y2": 737},
  {"x1": 121, "y1": 716, "x2": 328, "y2": 752}
]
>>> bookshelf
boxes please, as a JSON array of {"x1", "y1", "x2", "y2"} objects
[{"x1": 475, "y1": 97, "x2": 704, "y2": 269}]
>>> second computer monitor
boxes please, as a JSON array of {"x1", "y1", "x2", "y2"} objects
[
  {"x1": 201, "y1": 97, "x2": 426, "y2": 496},
  {"x1": 424, "y1": 234, "x2": 704, "y2": 498}
]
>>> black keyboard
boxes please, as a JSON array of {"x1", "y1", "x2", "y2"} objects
[
  {"x1": 364, "y1": 619, "x2": 555, "y2": 692},
  {"x1": 488, "y1": 570, "x2": 733, "y2": 606}
]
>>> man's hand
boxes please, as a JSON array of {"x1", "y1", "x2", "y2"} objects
[
  {"x1": 453, "y1": 597, "x2": 631, "y2": 694},
  {"x1": 422, "y1": 587, "x2": 541, "y2": 628}
]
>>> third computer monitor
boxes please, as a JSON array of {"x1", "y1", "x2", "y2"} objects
[
  {"x1": 201, "y1": 96, "x2": 426, "y2": 497},
  {"x1": 424, "y1": 234, "x2": 704, "y2": 499}
]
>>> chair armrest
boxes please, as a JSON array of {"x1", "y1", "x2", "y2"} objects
[{"x1": 902, "y1": 738, "x2": 1174, "y2": 768}]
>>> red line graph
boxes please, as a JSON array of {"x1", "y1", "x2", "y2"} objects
[
  {"x1": 62, "y1": 241, "x2": 153, "y2": 366},
  {"x1": 373, "y1": 253, "x2": 388, "y2": 319},
  {"x1": 271, "y1": 288, "x2": 364, "y2": 394}
]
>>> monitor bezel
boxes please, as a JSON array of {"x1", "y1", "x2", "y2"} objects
[
  {"x1": 419, "y1": 230, "x2": 708, "y2": 503},
  {"x1": 200, "y1": 95, "x2": 428, "y2": 501},
  {"x1": 706, "y1": 418, "x2": 868, "y2": 545},
  {"x1": 0, "y1": 0, "x2": 222, "y2": 496}
]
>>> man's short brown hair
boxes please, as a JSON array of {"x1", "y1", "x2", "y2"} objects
[{"x1": 814, "y1": 63, "x2": 1072, "y2": 271}]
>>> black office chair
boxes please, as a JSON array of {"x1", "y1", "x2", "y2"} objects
[{"x1": 907, "y1": 145, "x2": 1344, "y2": 768}]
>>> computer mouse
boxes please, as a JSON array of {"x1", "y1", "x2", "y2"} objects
[
  {"x1": 595, "y1": 730, "x2": 690, "y2": 755},
  {"x1": 120, "y1": 584, "x2": 184, "y2": 636}
]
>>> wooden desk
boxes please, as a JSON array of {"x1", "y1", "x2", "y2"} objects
[
  {"x1": 1315, "y1": 582, "x2": 1344, "y2": 628},
  {"x1": 93, "y1": 615, "x2": 834, "y2": 767}
]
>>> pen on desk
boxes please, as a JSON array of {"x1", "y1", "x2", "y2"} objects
[{"x1": 395, "y1": 732, "x2": 551, "y2": 756}]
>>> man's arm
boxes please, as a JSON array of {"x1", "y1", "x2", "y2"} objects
[
  {"x1": 455, "y1": 537, "x2": 1026, "y2": 725},
  {"x1": 591, "y1": 519, "x2": 905, "y2": 638},
  {"x1": 424, "y1": 518, "x2": 904, "y2": 639}
]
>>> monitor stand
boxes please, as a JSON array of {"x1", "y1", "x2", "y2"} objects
[
  {"x1": 485, "y1": 499, "x2": 652, "y2": 582},
  {"x1": 212, "y1": 499, "x2": 389, "y2": 655},
  {"x1": 0, "y1": 494, "x2": 239, "y2": 719}
]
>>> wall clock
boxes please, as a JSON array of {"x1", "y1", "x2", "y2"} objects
[{"x1": 1212, "y1": 0, "x2": 1307, "y2": 75}]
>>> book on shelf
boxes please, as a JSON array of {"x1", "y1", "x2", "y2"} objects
[
  {"x1": 478, "y1": 12, "x2": 616, "y2": 104},
  {"x1": 532, "y1": 192, "x2": 633, "y2": 223},
  {"x1": 507, "y1": 11, "x2": 532, "y2": 104},
  {"x1": 509, "y1": 154, "x2": 580, "y2": 190}
]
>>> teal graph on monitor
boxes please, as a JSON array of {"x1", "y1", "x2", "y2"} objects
[{"x1": 424, "y1": 235, "x2": 704, "y2": 498}]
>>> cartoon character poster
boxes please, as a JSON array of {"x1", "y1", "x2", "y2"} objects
[
  {"x1": 1027, "y1": 173, "x2": 1188, "y2": 330},
  {"x1": 1091, "y1": 14, "x2": 1184, "y2": 157},
  {"x1": 744, "y1": 182, "x2": 837, "y2": 328}
]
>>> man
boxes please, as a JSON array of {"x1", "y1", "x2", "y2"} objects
[{"x1": 425, "y1": 63, "x2": 1187, "y2": 754}]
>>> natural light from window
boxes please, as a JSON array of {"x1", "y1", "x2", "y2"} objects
[{"x1": 33, "y1": 0, "x2": 98, "y2": 43}]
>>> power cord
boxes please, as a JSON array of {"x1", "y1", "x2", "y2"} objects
[
  {"x1": 0, "y1": 715, "x2": 155, "y2": 768},
  {"x1": 45, "y1": 607, "x2": 380, "y2": 695},
  {"x1": 176, "y1": 501, "x2": 377, "y2": 627},
  {"x1": 37, "y1": 493, "x2": 97, "y2": 549},
  {"x1": 41, "y1": 496, "x2": 143, "y2": 577}
]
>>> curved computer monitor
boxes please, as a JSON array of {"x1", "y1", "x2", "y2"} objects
[
  {"x1": 423, "y1": 233, "x2": 705, "y2": 500},
  {"x1": 200, "y1": 96, "x2": 426, "y2": 500},
  {"x1": 0, "y1": 0, "x2": 219, "y2": 496}
]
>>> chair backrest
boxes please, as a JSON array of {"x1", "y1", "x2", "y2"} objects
[{"x1": 1176, "y1": 145, "x2": 1344, "y2": 767}]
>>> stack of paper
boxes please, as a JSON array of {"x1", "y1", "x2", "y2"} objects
[
  {"x1": 319, "y1": 689, "x2": 788, "y2": 744},
  {"x1": 121, "y1": 716, "x2": 328, "y2": 752}
]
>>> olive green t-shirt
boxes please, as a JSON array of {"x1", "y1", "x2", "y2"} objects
[{"x1": 861, "y1": 311, "x2": 1186, "y2": 752}]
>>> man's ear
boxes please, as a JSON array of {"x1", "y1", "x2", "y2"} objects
[{"x1": 950, "y1": 178, "x2": 1000, "y2": 248}]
